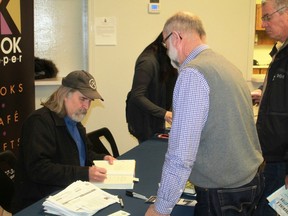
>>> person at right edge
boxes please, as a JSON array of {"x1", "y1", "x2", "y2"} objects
[
  {"x1": 126, "y1": 32, "x2": 178, "y2": 143},
  {"x1": 145, "y1": 11, "x2": 264, "y2": 216},
  {"x1": 252, "y1": 0, "x2": 288, "y2": 215}
]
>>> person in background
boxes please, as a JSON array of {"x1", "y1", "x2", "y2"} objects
[
  {"x1": 126, "y1": 32, "x2": 178, "y2": 143},
  {"x1": 12, "y1": 70, "x2": 115, "y2": 213},
  {"x1": 252, "y1": 0, "x2": 288, "y2": 215},
  {"x1": 251, "y1": 42, "x2": 282, "y2": 105},
  {"x1": 145, "y1": 11, "x2": 264, "y2": 216}
]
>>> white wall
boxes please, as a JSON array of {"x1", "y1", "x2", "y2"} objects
[
  {"x1": 87, "y1": 0, "x2": 256, "y2": 154},
  {"x1": 34, "y1": 0, "x2": 87, "y2": 78},
  {"x1": 254, "y1": 45, "x2": 273, "y2": 65},
  {"x1": 34, "y1": 0, "x2": 257, "y2": 155},
  {"x1": 34, "y1": 0, "x2": 88, "y2": 123}
]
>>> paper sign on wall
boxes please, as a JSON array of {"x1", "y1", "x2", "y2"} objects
[{"x1": 95, "y1": 17, "x2": 117, "y2": 46}]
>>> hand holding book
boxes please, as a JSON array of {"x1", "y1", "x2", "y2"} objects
[
  {"x1": 89, "y1": 155, "x2": 116, "y2": 182},
  {"x1": 89, "y1": 166, "x2": 108, "y2": 182},
  {"x1": 92, "y1": 159, "x2": 136, "y2": 189}
]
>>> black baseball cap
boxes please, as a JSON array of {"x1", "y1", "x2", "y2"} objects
[{"x1": 62, "y1": 70, "x2": 104, "y2": 101}]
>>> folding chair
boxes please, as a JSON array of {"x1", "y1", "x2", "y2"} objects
[{"x1": 87, "y1": 127, "x2": 120, "y2": 157}]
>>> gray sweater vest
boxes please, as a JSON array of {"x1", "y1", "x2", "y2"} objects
[{"x1": 186, "y1": 49, "x2": 263, "y2": 188}]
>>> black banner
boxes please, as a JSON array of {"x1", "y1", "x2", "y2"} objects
[{"x1": 0, "y1": 0, "x2": 34, "y2": 156}]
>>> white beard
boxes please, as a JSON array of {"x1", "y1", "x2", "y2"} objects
[
  {"x1": 168, "y1": 41, "x2": 180, "y2": 69},
  {"x1": 170, "y1": 59, "x2": 179, "y2": 70},
  {"x1": 71, "y1": 109, "x2": 87, "y2": 122}
]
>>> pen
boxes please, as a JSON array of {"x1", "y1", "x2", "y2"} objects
[
  {"x1": 126, "y1": 190, "x2": 148, "y2": 201},
  {"x1": 118, "y1": 195, "x2": 124, "y2": 208}
]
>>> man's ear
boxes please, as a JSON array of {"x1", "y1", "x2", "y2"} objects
[{"x1": 172, "y1": 31, "x2": 183, "y2": 50}]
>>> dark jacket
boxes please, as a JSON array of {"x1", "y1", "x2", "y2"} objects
[
  {"x1": 12, "y1": 107, "x2": 105, "y2": 213},
  {"x1": 126, "y1": 50, "x2": 177, "y2": 142},
  {"x1": 256, "y1": 42, "x2": 288, "y2": 163}
]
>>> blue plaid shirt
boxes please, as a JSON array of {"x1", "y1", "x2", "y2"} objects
[{"x1": 155, "y1": 44, "x2": 210, "y2": 214}]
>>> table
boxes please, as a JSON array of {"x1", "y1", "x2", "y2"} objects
[{"x1": 14, "y1": 138, "x2": 195, "y2": 215}]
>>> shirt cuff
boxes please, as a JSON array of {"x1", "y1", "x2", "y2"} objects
[{"x1": 154, "y1": 197, "x2": 175, "y2": 215}]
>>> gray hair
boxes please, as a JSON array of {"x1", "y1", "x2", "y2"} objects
[
  {"x1": 41, "y1": 85, "x2": 76, "y2": 117},
  {"x1": 262, "y1": 0, "x2": 288, "y2": 10},
  {"x1": 163, "y1": 11, "x2": 206, "y2": 39}
]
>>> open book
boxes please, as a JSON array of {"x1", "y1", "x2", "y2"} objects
[{"x1": 93, "y1": 159, "x2": 136, "y2": 189}]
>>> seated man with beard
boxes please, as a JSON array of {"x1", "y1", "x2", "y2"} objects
[{"x1": 12, "y1": 70, "x2": 115, "y2": 213}]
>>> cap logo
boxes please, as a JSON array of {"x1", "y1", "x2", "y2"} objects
[{"x1": 89, "y1": 79, "x2": 97, "y2": 90}]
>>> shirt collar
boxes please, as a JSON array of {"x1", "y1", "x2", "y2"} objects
[
  {"x1": 279, "y1": 39, "x2": 288, "y2": 51},
  {"x1": 180, "y1": 44, "x2": 209, "y2": 70},
  {"x1": 64, "y1": 116, "x2": 77, "y2": 126}
]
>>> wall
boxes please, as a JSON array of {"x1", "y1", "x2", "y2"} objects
[
  {"x1": 254, "y1": 45, "x2": 273, "y2": 65},
  {"x1": 34, "y1": 0, "x2": 87, "y2": 77},
  {"x1": 34, "y1": 0, "x2": 87, "y2": 111},
  {"x1": 34, "y1": 1, "x2": 256, "y2": 155},
  {"x1": 87, "y1": 0, "x2": 256, "y2": 154}
]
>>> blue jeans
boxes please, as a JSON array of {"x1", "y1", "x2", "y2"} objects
[
  {"x1": 194, "y1": 171, "x2": 264, "y2": 216},
  {"x1": 253, "y1": 162, "x2": 286, "y2": 216}
]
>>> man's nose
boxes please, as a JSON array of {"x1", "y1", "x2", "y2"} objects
[{"x1": 82, "y1": 100, "x2": 91, "y2": 109}]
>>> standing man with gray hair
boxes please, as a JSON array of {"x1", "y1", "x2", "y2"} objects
[
  {"x1": 12, "y1": 70, "x2": 115, "y2": 213},
  {"x1": 145, "y1": 11, "x2": 264, "y2": 216},
  {"x1": 253, "y1": 0, "x2": 288, "y2": 215}
]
